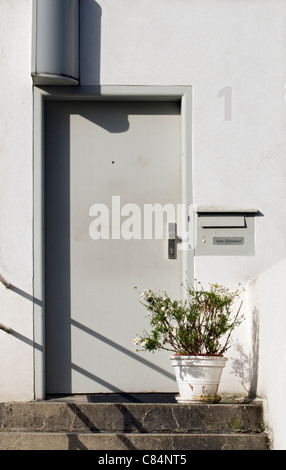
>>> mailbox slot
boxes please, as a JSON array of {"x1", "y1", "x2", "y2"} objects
[{"x1": 199, "y1": 215, "x2": 245, "y2": 228}]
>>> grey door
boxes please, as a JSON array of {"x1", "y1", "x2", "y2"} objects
[{"x1": 45, "y1": 100, "x2": 184, "y2": 394}]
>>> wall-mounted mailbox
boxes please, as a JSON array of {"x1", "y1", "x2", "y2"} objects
[
  {"x1": 31, "y1": 0, "x2": 79, "y2": 85},
  {"x1": 195, "y1": 208, "x2": 258, "y2": 256}
]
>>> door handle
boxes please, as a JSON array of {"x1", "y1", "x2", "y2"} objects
[{"x1": 168, "y1": 222, "x2": 177, "y2": 259}]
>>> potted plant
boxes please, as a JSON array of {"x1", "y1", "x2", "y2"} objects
[{"x1": 133, "y1": 281, "x2": 244, "y2": 403}]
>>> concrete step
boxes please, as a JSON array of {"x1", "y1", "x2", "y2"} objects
[
  {"x1": 0, "y1": 431, "x2": 269, "y2": 451},
  {"x1": 0, "y1": 397, "x2": 270, "y2": 450},
  {"x1": 0, "y1": 400, "x2": 266, "y2": 433}
]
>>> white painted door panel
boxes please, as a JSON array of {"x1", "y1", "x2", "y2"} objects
[{"x1": 45, "y1": 100, "x2": 183, "y2": 394}]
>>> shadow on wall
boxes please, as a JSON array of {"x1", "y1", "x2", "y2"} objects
[
  {"x1": 230, "y1": 306, "x2": 259, "y2": 400},
  {"x1": 80, "y1": 0, "x2": 102, "y2": 85},
  {"x1": 249, "y1": 306, "x2": 260, "y2": 398}
]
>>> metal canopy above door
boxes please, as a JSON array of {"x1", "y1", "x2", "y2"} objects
[{"x1": 31, "y1": 0, "x2": 79, "y2": 85}]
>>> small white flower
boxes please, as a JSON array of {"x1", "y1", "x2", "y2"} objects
[
  {"x1": 161, "y1": 307, "x2": 165, "y2": 311},
  {"x1": 171, "y1": 325, "x2": 177, "y2": 336},
  {"x1": 133, "y1": 338, "x2": 140, "y2": 345}
]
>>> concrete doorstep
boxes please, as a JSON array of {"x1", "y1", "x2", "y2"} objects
[{"x1": 0, "y1": 397, "x2": 270, "y2": 451}]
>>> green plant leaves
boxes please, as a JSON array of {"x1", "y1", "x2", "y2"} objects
[{"x1": 134, "y1": 283, "x2": 244, "y2": 355}]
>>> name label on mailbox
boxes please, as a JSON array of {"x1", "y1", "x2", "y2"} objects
[{"x1": 213, "y1": 237, "x2": 244, "y2": 245}]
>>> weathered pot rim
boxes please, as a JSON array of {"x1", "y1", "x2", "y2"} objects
[
  {"x1": 169, "y1": 354, "x2": 228, "y2": 363},
  {"x1": 172, "y1": 353, "x2": 224, "y2": 357}
]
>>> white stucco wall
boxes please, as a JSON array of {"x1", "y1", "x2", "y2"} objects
[
  {"x1": 247, "y1": 259, "x2": 286, "y2": 450},
  {"x1": 0, "y1": 0, "x2": 286, "y2": 411},
  {"x1": 0, "y1": 0, "x2": 34, "y2": 401}
]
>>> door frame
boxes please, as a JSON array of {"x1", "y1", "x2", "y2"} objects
[{"x1": 33, "y1": 85, "x2": 193, "y2": 399}]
